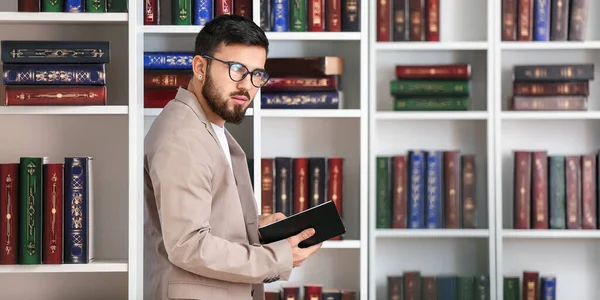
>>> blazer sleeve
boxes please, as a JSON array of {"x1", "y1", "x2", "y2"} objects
[{"x1": 147, "y1": 131, "x2": 293, "y2": 284}]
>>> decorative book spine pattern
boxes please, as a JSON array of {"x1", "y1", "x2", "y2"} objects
[
  {"x1": 533, "y1": 0, "x2": 550, "y2": 41},
  {"x1": 0, "y1": 40, "x2": 110, "y2": 64},
  {"x1": 216, "y1": 0, "x2": 233, "y2": 15},
  {"x1": 0, "y1": 164, "x2": 19, "y2": 264},
  {"x1": 144, "y1": 0, "x2": 159, "y2": 24},
  {"x1": 565, "y1": 156, "x2": 582, "y2": 229},
  {"x1": 86, "y1": 0, "x2": 107, "y2": 12},
  {"x1": 64, "y1": 157, "x2": 89, "y2": 263},
  {"x1": 581, "y1": 154, "x2": 596, "y2": 229},
  {"x1": 409, "y1": 0, "x2": 424, "y2": 41},
  {"x1": 261, "y1": 91, "x2": 341, "y2": 109},
  {"x1": 502, "y1": 0, "x2": 518, "y2": 41},
  {"x1": 425, "y1": 0, "x2": 439, "y2": 41},
  {"x1": 309, "y1": 158, "x2": 326, "y2": 208},
  {"x1": 531, "y1": 151, "x2": 549, "y2": 229},
  {"x1": 43, "y1": 163, "x2": 64, "y2": 264},
  {"x1": 392, "y1": 0, "x2": 408, "y2": 41},
  {"x1": 194, "y1": 0, "x2": 213, "y2": 25},
  {"x1": 19, "y1": 157, "x2": 44, "y2": 264},
  {"x1": 550, "y1": 0, "x2": 570, "y2": 41},
  {"x1": 462, "y1": 155, "x2": 476, "y2": 228},
  {"x1": 426, "y1": 151, "x2": 442, "y2": 228},
  {"x1": 327, "y1": 158, "x2": 343, "y2": 240},
  {"x1": 514, "y1": 151, "x2": 532, "y2": 229},
  {"x1": 408, "y1": 151, "x2": 425, "y2": 228},
  {"x1": 293, "y1": 158, "x2": 308, "y2": 214},
  {"x1": 326, "y1": 0, "x2": 342, "y2": 32},
  {"x1": 3, "y1": 64, "x2": 106, "y2": 85},
  {"x1": 275, "y1": 157, "x2": 293, "y2": 217},
  {"x1": 260, "y1": 0, "x2": 271, "y2": 30},
  {"x1": 291, "y1": 0, "x2": 307, "y2": 31},
  {"x1": 172, "y1": 0, "x2": 192, "y2": 25},
  {"x1": 5, "y1": 86, "x2": 107, "y2": 106},
  {"x1": 144, "y1": 52, "x2": 193, "y2": 70},
  {"x1": 392, "y1": 156, "x2": 407, "y2": 228},
  {"x1": 42, "y1": 0, "x2": 65, "y2": 12},
  {"x1": 66, "y1": 0, "x2": 85, "y2": 12},
  {"x1": 444, "y1": 151, "x2": 460, "y2": 228},
  {"x1": 308, "y1": 0, "x2": 325, "y2": 31},
  {"x1": 272, "y1": 0, "x2": 289, "y2": 32},
  {"x1": 261, "y1": 158, "x2": 274, "y2": 215},
  {"x1": 341, "y1": 0, "x2": 359, "y2": 31},
  {"x1": 518, "y1": 0, "x2": 534, "y2": 41}
]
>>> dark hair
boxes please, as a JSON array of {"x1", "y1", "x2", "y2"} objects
[{"x1": 194, "y1": 15, "x2": 269, "y2": 58}]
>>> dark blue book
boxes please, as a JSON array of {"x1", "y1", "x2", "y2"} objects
[
  {"x1": 261, "y1": 91, "x2": 340, "y2": 109},
  {"x1": 66, "y1": 0, "x2": 85, "y2": 11},
  {"x1": 144, "y1": 52, "x2": 193, "y2": 70},
  {"x1": 426, "y1": 151, "x2": 443, "y2": 228},
  {"x1": 271, "y1": 0, "x2": 289, "y2": 31},
  {"x1": 1, "y1": 40, "x2": 110, "y2": 64},
  {"x1": 408, "y1": 150, "x2": 425, "y2": 229},
  {"x1": 533, "y1": 0, "x2": 550, "y2": 41},
  {"x1": 3, "y1": 64, "x2": 106, "y2": 85},
  {"x1": 541, "y1": 276, "x2": 556, "y2": 300},
  {"x1": 64, "y1": 157, "x2": 92, "y2": 264},
  {"x1": 194, "y1": 0, "x2": 213, "y2": 25}
]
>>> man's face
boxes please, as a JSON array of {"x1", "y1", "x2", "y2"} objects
[{"x1": 200, "y1": 44, "x2": 267, "y2": 124}]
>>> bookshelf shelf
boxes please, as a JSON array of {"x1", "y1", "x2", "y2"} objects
[
  {"x1": 374, "y1": 111, "x2": 489, "y2": 120},
  {"x1": 375, "y1": 229, "x2": 490, "y2": 238},
  {"x1": 266, "y1": 32, "x2": 361, "y2": 41},
  {"x1": 144, "y1": 107, "x2": 254, "y2": 117},
  {"x1": 321, "y1": 240, "x2": 361, "y2": 249},
  {"x1": 502, "y1": 230, "x2": 600, "y2": 239},
  {"x1": 500, "y1": 41, "x2": 600, "y2": 50},
  {"x1": 0, "y1": 12, "x2": 127, "y2": 23},
  {"x1": 142, "y1": 25, "x2": 203, "y2": 34},
  {"x1": 374, "y1": 41, "x2": 489, "y2": 51},
  {"x1": 260, "y1": 109, "x2": 361, "y2": 118},
  {"x1": 500, "y1": 111, "x2": 600, "y2": 120},
  {"x1": 0, "y1": 105, "x2": 128, "y2": 115},
  {"x1": 0, "y1": 260, "x2": 128, "y2": 273}
]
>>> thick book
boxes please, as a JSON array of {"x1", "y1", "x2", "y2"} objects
[{"x1": 258, "y1": 200, "x2": 346, "y2": 248}]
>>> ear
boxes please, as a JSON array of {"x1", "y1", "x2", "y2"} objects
[{"x1": 192, "y1": 55, "x2": 207, "y2": 81}]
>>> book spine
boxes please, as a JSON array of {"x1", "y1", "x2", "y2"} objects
[
  {"x1": 19, "y1": 157, "x2": 44, "y2": 264},
  {"x1": 290, "y1": 0, "x2": 307, "y2": 31},
  {"x1": 568, "y1": 0, "x2": 589, "y2": 41},
  {"x1": 444, "y1": 151, "x2": 460, "y2": 228},
  {"x1": 308, "y1": 158, "x2": 326, "y2": 208},
  {"x1": 1, "y1": 40, "x2": 110, "y2": 64},
  {"x1": 408, "y1": 151, "x2": 425, "y2": 229},
  {"x1": 308, "y1": 0, "x2": 325, "y2": 31},
  {"x1": 548, "y1": 156, "x2": 566, "y2": 229},
  {"x1": 272, "y1": 0, "x2": 289, "y2": 32},
  {"x1": 392, "y1": 0, "x2": 408, "y2": 41},
  {"x1": 293, "y1": 158, "x2": 309, "y2": 214},
  {"x1": 565, "y1": 156, "x2": 582, "y2": 229},
  {"x1": 234, "y1": 0, "x2": 252, "y2": 18},
  {"x1": 514, "y1": 151, "x2": 532, "y2": 229},
  {"x1": 550, "y1": 0, "x2": 570, "y2": 41},
  {"x1": 5, "y1": 86, "x2": 107, "y2": 106},
  {"x1": 581, "y1": 154, "x2": 597, "y2": 229},
  {"x1": 107, "y1": 0, "x2": 128, "y2": 11},
  {"x1": 513, "y1": 81, "x2": 589, "y2": 96},
  {"x1": 376, "y1": 157, "x2": 392, "y2": 228},
  {"x1": 215, "y1": 0, "x2": 233, "y2": 15},
  {"x1": 395, "y1": 64, "x2": 471, "y2": 80},
  {"x1": 409, "y1": 0, "x2": 424, "y2": 41},
  {"x1": 541, "y1": 276, "x2": 557, "y2": 299},
  {"x1": 327, "y1": 158, "x2": 343, "y2": 240},
  {"x1": 3, "y1": 64, "x2": 106, "y2": 85},
  {"x1": 275, "y1": 157, "x2": 293, "y2": 217},
  {"x1": 261, "y1": 92, "x2": 340, "y2": 109},
  {"x1": 43, "y1": 163, "x2": 64, "y2": 264},
  {"x1": 144, "y1": 52, "x2": 193, "y2": 69},
  {"x1": 533, "y1": 0, "x2": 550, "y2": 41},
  {"x1": 513, "y1": 64, "x2": 594, "y2": 81},
  {"x1": 326, "y1": 0, "x2": 342, "y2": 31},
  {"x1": 390, "y1": 80, "x2": 470, "y2": 96},
  {"x1": 462, "y1": 155, "x2": 477, "y2": 228},
  {"x1": 144, "y1": 70, "x2": 193, "y2": 88},
  {"x1": 511, "y1": 95, "x2": 588, "y2": 110},
  {"x1": 261, "y1": 76, "x2": 338, "y2": 92},
  {"x1": 18, "y1": 0, "x2": 41, "y2": 11},
  {"x1": 0, "y1": 164, "x2": 19, "y2": 264},
  {"x1": 194, "y1": 0, "x2": 213, "y2": 25},
  {"x1": 518, "y1": 0, "x2": 534, "y2": 41},
  {"x1": 260, "y1": 0, "x2": 271, "y2": 31},
  {"x1": 64, "y1": 157, "x2": 90, "y2": 263},
  {"x1": 86, "y1": 0, "x2": 107, "y2": 12},
  {"x1": 144, "y1": 0, "x2": 159, "y2": 24},
  {"x1": 425, "y1": 0, "x2": 439, "y2": 41},
  {"x1": 42, "y1": 0, "x2": 65, "y2": 12},
  {"x1": 531, "y1": 151, "x2": 549, "y2": 229},
  {"x1": 65, "y1": 0, "x2": 85, "y2": 12},
  {"x1": 426, "y1": 151, "x2": 443, "y2": 228},
  {"x1": 144, "y1": 89, "x2": 178, "y2": 108},
  {"x1": 502, "y1": 0, "x2": 517, "y2": 40},
  {"x1": 341, "y1": 0, "x2": 359, "y2": 31},
  {"x1": 394, "y1": 97, "x2": 469, "y2": 111},
  {"x1": 172, "y1": 0, "x2": 192, "y2": 25},
  {"x1": 260, "y1": 159, "x2": 274, "y2": 215},
  {"x1": 392, "y1": 156, "x2": 407, "y2": 228}
]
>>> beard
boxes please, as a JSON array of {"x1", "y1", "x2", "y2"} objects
[{"x1": 201, "y1": 73, "x2": 250, "y2": 125}]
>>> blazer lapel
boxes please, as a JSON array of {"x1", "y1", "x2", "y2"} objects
[{"x1": 172, "y1": 87, "x2": 222, "y2": 150}]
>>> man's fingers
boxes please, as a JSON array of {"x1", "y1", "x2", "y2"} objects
[
  {"x1": 303, "y1": 242, "x2": 322, "y2": 254},
  {"x1": 290, "y1": 228, "x2": 315, "y2": 246},
  {"x1": 273, "y1": 212, "x2": 286, "y2": 221}
]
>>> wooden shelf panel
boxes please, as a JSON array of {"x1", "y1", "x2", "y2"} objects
[{"x1": 0, "y1": 12, "x2": 127, "y2": 23}]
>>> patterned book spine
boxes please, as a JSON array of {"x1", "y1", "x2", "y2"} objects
[
  {"x1": 518, "y1": 0, "x2": 534, "y2": 41},
  {"x1": 444, "y1": 151, "x2": 460, "y2": 228},
  {"x1": 395, "y1": 64, "x2": 471, "y2": 79},
  {"x1": 523, "y1": 272, "x2": 539, "y2": 300},
  {"x1": 326, "y1": 0, "x2": 342, "y2": 31},
  {"x1": 308, "y1": 158, "x2": 326, "y2": 208},
  {"x1": 194, "y1": 0, "x2": 213, "y2": 25},
  {"x1": 565, "y1": 156, "x2": 582, "y2": 229},
  {"x1": 550, "y1": 0, "x2": 570, "y2": 41},
  {"x1": 19, "y1": 157, "x2": 45, "y2": 265},
  {"x1": 43, "y1": 163, "x2": 64, "y2": 264},
  {"x1": 548, "y1": 156, "x2": 566, "y2": 229},
  {"x1": 426, "y1": 151, "x2": 442, "y2": 228},
  {"x1": 457, "y1": 277, "x2": 475, "y2": 299},
  {"x1": 86, "y1": 0, "x2": 107, "y2": 12},
  {"x1": 476, "y1": 275, "x2": 490, "y2": 299},
  {"x1": 274, "y1": 157, "x2": 293, "y2": 217},
  {"x1": 531, "y1": 151, "x2": 549, "y2": 229},
  {"x1": 265, "y1": 56, "x2": 344, "y2": 77},
  {"x1": 568, "y1": 0, "x2": 589, "y2": 41},
  {"x1": 409, "y1": 0, "x2": 424, "y2": 41},
  {"x1": 65, "y1": 0, "x2": 85, "y2": 12},
  {"x1": 64, "y1": 157, "x2": 90, "y2": 263},
  {"x1": 541, "y1": 276, "x2": 556, "y2": 299},
  {"x1": 272, "y1": 0, "x2": 289, "y2": 32},
  {"x1": 18, "y1": 0, "x2": 40, "y2": 11},
  {"x1": 341, "y1": 0, "x2": 359, "y2": 31},
  {"x1": 513, "y1": 64, "x2": 594, "y2": 81},
  {"x1": 390, "y1": 80, "x2": 469, "y2": 96},
  {"x1": 504, "y1": 277, "x2": 520, "y2": 300},
  {"x1": 462, "y1": 155, "x2": 477, "y2": 228},
  {"x1": 533, "y1": 0, "x2": 550, "y2": 41},
  {"x1": 392, "y1": 0, "x2": 408, "y2": 41},
  {"x1": 262, "y1": 76, "x2": 338, "y2": 92},
  {"x1": 172, "y1": 0, "x2": 192, "y2": 25},
  {"x1": 511, "y1": 95, "x2": 588, "y2": 110},
  {"x1": 144, "y1": 52, "x2": 193, "y2": 69},
  {"x1": 0, "y1": 164, "x2": 19, "y2": 264},
  {"x1": 408, "y1": 151, "x2": 425, "y2": 229},
  {"x1": 144, "y1": 0, "x2": 159, "y2": 25},
  {"x1": 1, "y1": 40, "x2": 110, "y2": 64},
  {"x1": 514, "y1": 151, "x2": 531, "y2": 229},
  {"x1": 215, "y1": 0, "x2": 233, "y2": 15},
  {"x1": 3, "y1": 64, "x2": 106, "y2": 85},
  {"x1": 394, "y1": 97, "x2": 469, "y2": 111},
  {"x1": 376, "y1": 157, "x2": 392, "y2": 228},
  {"x1": 308, "y1": 0, "x2": 325, "y2": 31},
  {"x1": 261, "y1": 91, "x2": 341, "y2": 109},
  {"x1": 260, "y1": 0, "x2": 271, "y2": 30},
  {"x1": 581, "y1": 154, "x2": 596, "y2": 229},
  {"x1": 293, "y1": 158, "x2": 308, "y2": 214},
  {"x1": 425, "y1": 0, "x2": 439, "y2": 41},
  {"x1": 392, "y1": 156, "x2": 407, "y2": 228},
  {"x1": 144, "y1": 70, "x2": 193, "y2": 88},
  {"x1": 107, "y1": 0, "x2": 128, "y2": 11},
  {"x1": 404, "y1": 272, "x2": 421, "y2": 298},
  {"x1": 260, "y1": 159, "x2": 274, "y2": 215},
  {"x1": 422, "y1": 277, "x2": 436, "y2": 299},
  {"x1": 234, "y1": 0, "x2": 252, "y2": 18},
  {"x1": 5, "y1": 86, "x2": 107, "y2": 106},
  {"x1": 327, "y1": 158, "x2": 343, "y2": 239},
  {"x1": 513, "y1": 81, "x2": 589, "y2": 96},
  {"x1": 42, "y1": 0, "x2": 65, "y2": 12},
  {"x1": 502, "y1": 0, "x2": 517, "y2": 41},
  {"x1": 291, "y1": 0, "x2": 307, "y2": 31}
]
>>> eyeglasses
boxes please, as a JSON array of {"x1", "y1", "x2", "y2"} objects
[{"x1": 202, "y1": 55, "x2": 270, "y2": 88}]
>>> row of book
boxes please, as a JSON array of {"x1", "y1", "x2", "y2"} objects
[
  {"x1": 1, "y1": 40, "x2": 109, "y2": 106},
  {"x1": 18, "y1": 0, "x2": 128, "y2": 12},
  {"x1": 512, "y1": 150, "x2": 600, "y2": 230},
  {"x1": 386, "y1": 271, "x2": 490, "y2": 299},
  {"x1": 144, "y1": 0, "x2": 252, "y2": 25},
  {"x1": 390, "y1": 64, "x2": 471, "y2": 111},
  {"x1": 260, "y1": 157, "x2": 344, "y2": 239},
  {"x1": 0, "y1": 157, "x2": 94, "y2": 265},
  {"x1": 376, "y1": 151, "x2": 477, "y2": 230},
  {"x1": 502, "y1": 0, "x2": 589, "y2": 42},
  {"x1": 504, "y1": 271, "x2": 556, "y2": 300},
  {"x1": 508, "y1": 63, "x2": 594, "y2": 111},
  {"x1": 265, "y1": 284, "x2": 356, "y2": 300},
  {"x1": 143, "y1": 52, "x2": 344, "y2": 110},
  {"x1": 376, "y1": 0, "x2": 440, "y2": 42},
  {"x1": 260, "y1": 0, "x2": 360, "y2": 32}
]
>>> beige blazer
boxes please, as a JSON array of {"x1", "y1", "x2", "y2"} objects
[{"x1": 144, "y1": 87, "x2": 293, "y2": 300}]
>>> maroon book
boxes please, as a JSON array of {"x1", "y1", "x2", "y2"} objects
[
  {"x1": 0, "y1": 164, "x2": 19, "y2": 264},
  {"x1": 327, "y1": 158, "x2": 343, "y2": 240},
  {"x1": 43, "y1": 163, "x2": 64, "y2": 264},
  {"x1": 5, "y1": 86, "x2": 106, "y2": 106},
  {"x1": 293, "y1": 158, "x2": 309, "y2": 214}
]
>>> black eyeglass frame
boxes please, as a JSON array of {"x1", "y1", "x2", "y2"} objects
[{"x1": 201, "y1": 54, "x2": 270, "y2": 88}]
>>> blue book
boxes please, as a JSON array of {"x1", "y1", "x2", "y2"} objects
[
  {"x1": 64, "y1": 157, "x2": 92, "y2": 264},
  {"x1": 533, "y1": 0, "x2": 550, "y2": 41},
  {"x1": 271, "y1": 0, "x2": 289, "y2": 32},
  {"x1": 437, "y1": 276, "x2": 457, "y2": 300},
  {"x1": 144, "y1": 52, "x2": 193, "y2": 70},
  {"x1": 194, "y1": 0, "x2": 213, "y2": 25},
  {"x1": 426, "y1": 151, "x2": 443, "y2": 228},
  {"x1": 541, "y1": 276, "x2": 556, "y2": 300},
  {"x1": 408, "y1": 151, "x2": 425, "y2": 229},
  {"x1": 65, "y1": 0, "x2": 85, "y2": 11},
  {"x1": 261, "y1": 91, "x2": 340, "y2": 109},
  {"x1": 3, "y1": 64, "x2": 106, "y2": 85}
]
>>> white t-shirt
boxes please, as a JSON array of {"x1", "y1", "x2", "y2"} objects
[{"x1": 211, "y1": 123, "x2": 233, "y2": 172}]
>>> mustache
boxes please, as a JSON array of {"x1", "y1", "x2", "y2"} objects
[{"x1": 230, "y1": 91, "x2": 250, "y2": 101}]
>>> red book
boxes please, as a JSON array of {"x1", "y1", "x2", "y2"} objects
[
  {"x1": 523, "y1": 271, "x2": 539, "y2": 300},
  {"x1": 234, "y1": 0, "x2": 252, "y2": 18},
  {"x1": 581, "y1": 154, "x2": 597, "y2": 229},
  {"x1": 5, "y1": 86, "x2": 107, "y2": 106},
  {"x1": 392, "y1": 156, "x2": 407, "y2": 228},
  {"x1": 376, "y1": 0, "x2": 390, "y2": 41},
  {"x1": 395, "y1": 64, "x2": 471, "y2": 80},
  {"x1": 144, "y1": 70, "x2": 192, "y2": 89},
  {"x1": 326, "y1": 0, "x2": 342, "y2": 31},
  {"x1": 513, "y1": 151, "x2": 532, "y2": 229},
  {"x1": 304, "y1": 285, "x2": 323, "y2": 300},
  {"x1": 0, "y1": 163, "x2": 19, "y2": 264},
  {"x1": 261, "y1": 159, "x2": 274, "y2": 216},
  {"x1": 327, "y1": 158, "x2": 343, "y2": 240},
  {"x1": 216, "y1": 0, "x2": 233, "y2": 15},
  {"x1": 308, "y1": 0, "x2": 325, "y2": 31},
  {"x1": 18, "y1": 0, "x2": 40, "y2": 11},
  {"x1": 531, "y1": 151, "x2": 548, "y2": 229},
  {"x1": 293, "y1": 158, "x2": 309, "y2": 214},
  {"x1": 282, "y1": 286, "x2": 300, "y2": 299},
  {"x1": 144, "y1": 0, "x2": 159, "y2": 25},
  {"x1": 518, "y1": 0, "x2": 533, "y2": 41},
  {"x1": 425, "y1": 0, "x2": 440, "y2": 41},
  {"x1": 43, "y1": 163, "x2": 64, "y2": 264},
  {"x1": 144, "y1": 89, "x2": 178, "y2": 108}
]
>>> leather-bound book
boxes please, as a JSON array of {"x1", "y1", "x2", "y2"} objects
[
  {"x1": 327, "y1": 158, "x2": 343, "y2": 239},
  {"x1": 304, "y1": 284, "x2": 323, "y2": 300},
  {"x1": 0, "y1": 163, "x2": 19, "y2": 264},
  {"x1": 518, "y1": 0, "x2": 534, "y2": 41},
  {"x1": 144, "y1": 0, "x2": 159, "y2": 24},
  {"x1": 341, "y1": 0, "x2": 359, "y2": 31},
  {"x1": 502, "y1": 0, "x2": 517, "y2": 40},
  {"x1": 144, "y1": 89, "x2": 178, "y2": 108},
  {"x1": 43, "y1": 163, "x2": 64, "y2": 264},
  {"x1": 388, "y1": 276, "x2": 403, "y2": 300},
  {"x1": 215, "y1": 0, "x2": 233, "y2": 15},
  {"x1": 461, "y1": 155, "x2": 477, "y2": 228},
  {"x1": 548, "y1": 156, "x2": 566, "y2": 229},
  {"x1": 308, "y1": 158, "x2": 326, "y2": 208},
  {"x1": 444, "y1": 151, "x2": 460, "y2": 228},
  {"x1": 422, "y1": 276, "x2": 436, "y2": 299},
  {"x1": 282, "y1": 285, "x2": 300, "y2": 299},
  {"x1": 568, "y1": 0, "x2": 589, "y2": 41},
  {"x1": 86, "y1": 0, "x2": 107, "y2": 12},
  {"x1": 340, "y1": 290, "x2": 355, "y2": 300},
  {"x1": 275, "y1": 157, "x2": 293, "y2": 217},
  {"x1": 403, "y1": 271, "x2": 421, "y2": 299},
  {"x1": 308, "y1": 0, "x2": 325, "y2": 31},
  {"x1": 5, "y1": 86, "x2": 107, "y2": 106},
  {"x1": 531, "y1": 151, "x2": 549, "y2": 229},
  {"x1": 144, "y1": 70, "x2": 193, "y2": 89},
  {"x1": 376, "y1": 0, "x2": 391, "y2": 41},
  {"x1": 42, "y1": 0, "x2": 64, "y2": 12},
  {"x1": 293, "y1": 158, "x2": 309, "y2": 214},
  {"x1": 326, "y1": 0, "x2": 342, "y2": 31},
  {"x1": 425, "y1": 0, "x2": 439, "y2": 41},
  {"x1": 409, "y1": 0, "x2": 424, "y2": 41},
  {"x1": 395, "y1": 64, "x2": 471, "y2": 80},
  {"x1": 565, "y1": 156, "x2": 582, "y2": 229},
  {"x1": 261, "y1": 158, "x2": 275, "y2": 215},
  {"x1": 264, "y1": 57, "x2": 343, "y2": 77},
  {"x1": 234, "y1": 0, "x2": 252, "y2": 18},
  {"x1": 108, "y1": 0, "x2": 128, "y2": 12},
  {"x1": 392, "y1": 156, "x2": 407, "y2": 228},
  {"x1": 513, "y1": 151, "x2": 531, "y2": 229},
  {"x1": 19, "y1": 157, "x2": 46, "y2": 264},
  {"x1": 550, "y1": 0, "x2": 570, "y2": 41},
  {"x1": 322, "y1": 289, "x2": 341, "y2": 300},
  {"x1": 265, "y1": 291, "x2": 280, "y2": 300},
  {"x1": 18, "y1": 0, "x2": 40, "y2": 12},
  {"x1": 581, "y1": 154, "x2": 597, "y2": 229},
  {"x1": 522, "y1": 271, "x2": 539, "y2": 300},
  {"x1": 64, "y1": 157, "x2": 93, "y2": 264}
]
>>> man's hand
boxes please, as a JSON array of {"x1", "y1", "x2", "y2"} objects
[
  {"x1": 286, "y1": 228, "x2": 322, "y2": 268},
  {"x1": 258, "y1": 212, "x2": 286, "y2": 228}
]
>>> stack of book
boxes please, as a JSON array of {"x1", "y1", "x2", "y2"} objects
[
  {"x1": 265, "y1": 284, "x2": 356, "y2": 300},
  {"x1": 261, "y1": 56, "x2": 344, "y2": 109},
  {"x1": 509, "y1": 64, "x2": 594, "y2": 111},
  {"x1": 504, "y1": 271, "x2": 556, "y2": 300},
  {"x1": 1, "y1": 40, "x2": 109, "y2": 106},
  {"x1": 389, "y1": 64, "x2": 471, "y2": 111},
  {"x1": 143, "y1": 51, "x2": 193, "y2": 109}
]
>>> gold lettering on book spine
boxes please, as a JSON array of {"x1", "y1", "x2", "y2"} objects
[
  {"x1": 346, "y1": 0, "x2": 357, "y2": 21},
  {"x1": 15, "y1": 92, "x2": 99, "y2": 100},
  {"x1": 69, "y1": 158, "x2": 85, "y2": 262},
  {"x1": 427, "y1": 155, "x2": 437, "y2": 227},
  {"x1": 428, "y1": 1, "x2": 438, "y2": 33},
  {"x1": 91, "y1": 0, "x2": 103, "y2": 10},
  {"x1": 312, "y1": 167, "x2": 320, "y2": 203},
  {"x1": 280, "y1": 167, "x2": 287, "y2": 201},
  {"x1": 299, "y1": 167, "x2": 306, "y2": 210},
  {"x1": 535, "y1": 158, "x2": 545, "y2": 222},
  {"x1": 178, "y1": 0, "x2": 188, "y2": 21},
  {"x1": 26, "y1": 162, "x2": 36, "y2": 256},
  {"x1": 261, "y1": 164, "x2": 272, "y2": 215},
  {"x1": 50, "y1": 173, "x2": 58, "y2": 253},
  {"x1": 410, "y1": 153, "x2": 421, "y2": 228},
  {"x1": 48, "y1": 0, "x2": 59, "y2": 5},
  {"x1": 567, "y1": 159, "x2": 577, "y2": 223},
  {"x1": 313, "y1": 0, "x2": 322, "y2": 27},
  {"x1": 5, "y1": 174, "x2": 12, "y2": 255},
  {"x1": 146, "y1": 0, "x2": 154, "y2": 21}
]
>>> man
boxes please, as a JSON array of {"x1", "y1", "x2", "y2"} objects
[{"x1": 143, "y1": 15, "x2": 322, "y2": 300}]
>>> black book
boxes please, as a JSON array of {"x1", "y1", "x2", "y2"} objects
[{"x1": 258, "y1": 200, "x2": 346, "y2": 248}]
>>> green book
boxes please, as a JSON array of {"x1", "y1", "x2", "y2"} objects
[
  {"x1": 19, "y1": 157, "x2": 45, "y2": 265},
  {"x1": 107, "y1": 0, "x2": 128, "y2": 11},
  {"x1": 42, "y1": 0, "x2": 64, "y2": 12},
  {"x1": 503, "y1": 277, "x2": 520, "y2": 300},
  {"x1": 457, "y1": 276, "x2": 475, "y2": 300},
  {"x1": 172, "y1": 0, "x2": 192, "y2": 25},
  {"x1": 87, "y1": 0, "x2": 107, "y2": 12},
  {"x1": 549, "y1": 156, "x2": 566, "y2": 229},
  {"x1": 390, "y1": 80, "x2": 470, "y2": 96},
  {"x1": 291, "y1": 0, "x2": 307, "y2": 31},
  {"x1": 394, "y1": 97, "x2": 469, "y2": 111},
  {"x1": 376, "y1": 156, "x2": 391, "y2": 228}
]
